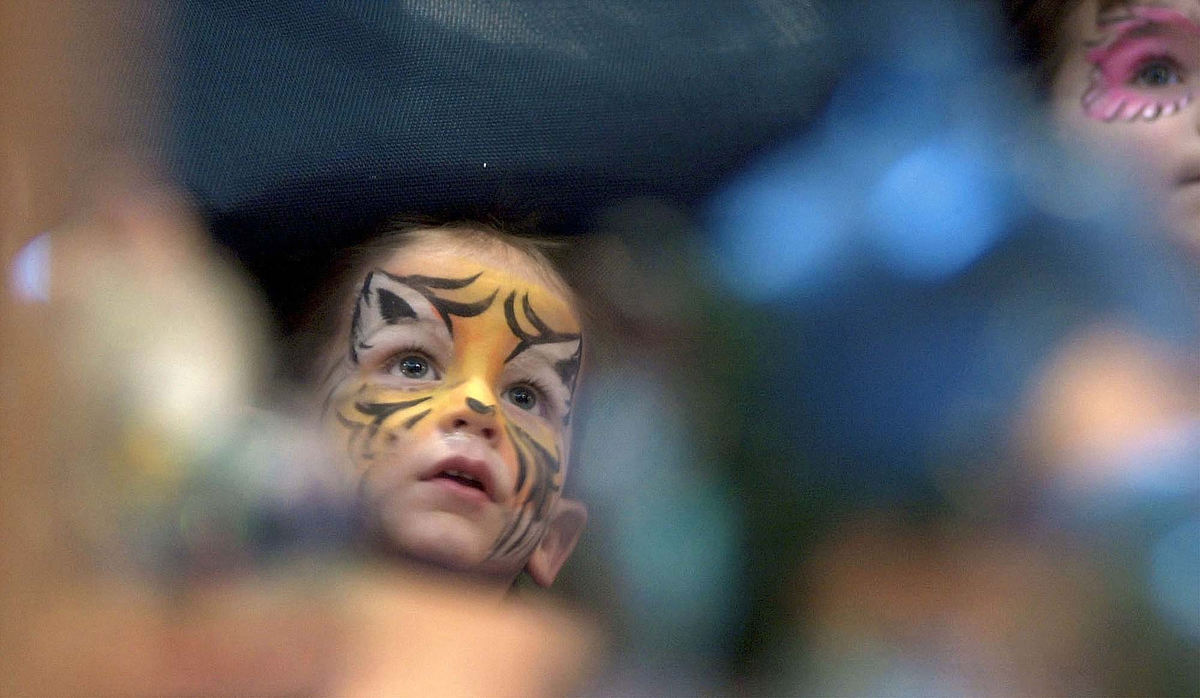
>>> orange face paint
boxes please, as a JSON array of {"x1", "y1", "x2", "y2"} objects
[{"x1": 323, "y1": 244, "x2": 582, "y2": 572}]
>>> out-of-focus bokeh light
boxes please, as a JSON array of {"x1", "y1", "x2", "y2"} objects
[
  {"x1": 8, "y1": 232, "x2": 51, "y2": 303},
  {"x1": 708, "y1": 174, "x2": 852, "y2": 301},
  {"x1": 708, "y1": 0, "x2": 1024, "y2": 301},
  {"x1": 866, "y1": 136, "x2": 1010, "y2": 280}
]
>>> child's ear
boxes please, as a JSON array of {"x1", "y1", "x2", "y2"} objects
[{"x1": 526, "y1": 497, "x2": 587, "y2": 587}]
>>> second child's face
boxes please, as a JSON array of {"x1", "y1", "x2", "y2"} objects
[
  {"x1": 321, "y1": 236, "x2": 583, "y2": 580},
  {"x1": 1051, "y1": 0, "x2": 1200, "y2": 254}
]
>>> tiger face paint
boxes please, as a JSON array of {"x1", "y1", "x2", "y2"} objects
[
  {"x1": 1051, "y1": 0, "x2": 1200, "y2": 255},
  {"x1": 320, "y1": 238, "x2": 584, "y2": 581}
]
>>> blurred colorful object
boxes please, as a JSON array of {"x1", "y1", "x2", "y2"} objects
[{"x1": 36, "y1": 188, "x2": 357, "y2": 578}]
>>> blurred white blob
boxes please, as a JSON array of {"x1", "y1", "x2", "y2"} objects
[
  {"x1": 37, "y1": 190, "x2": 353, "y2": 575},
  {"x1": 8, "y1": 232, "x2": 51, "y2": 303}
]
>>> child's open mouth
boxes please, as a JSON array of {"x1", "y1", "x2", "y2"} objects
[
  {"x1": 437, "y1": 469, "x2": 486, "y2": 492},
  {"x1": 423, "y1": 456, "x2": 497, "y2": 502}
]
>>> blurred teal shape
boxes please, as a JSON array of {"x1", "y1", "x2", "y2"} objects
[
  {"x1": 575, "y1": 366, "x2": 743, "y2": 657},
  {"x1": 1149, "y1": 517, "x2": 1200, "y2": 640}
]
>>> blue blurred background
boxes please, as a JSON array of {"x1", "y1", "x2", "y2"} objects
[{"x1": 9, "y1": 0, "x2": 1195, "y2": 694}]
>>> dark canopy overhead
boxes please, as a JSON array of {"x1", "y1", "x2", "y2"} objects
[{"x1": 163, "y1": 1, "x2": 834, "y2": 310}]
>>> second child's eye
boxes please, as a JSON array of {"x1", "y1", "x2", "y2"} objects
[
  {"x1": 1132, "y1": 59, "x2": 1182, "y2": 87},
  {"x1": 504, "y1": 385, "x2": 539, "y2": 412},
  {"x1": 388, "y1": 353, "x2": 438, "y2": 380}
]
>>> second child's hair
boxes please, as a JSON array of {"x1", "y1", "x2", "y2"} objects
[{"x1": 1005, "y1": 0, "x2": 1132, "y2": 95}]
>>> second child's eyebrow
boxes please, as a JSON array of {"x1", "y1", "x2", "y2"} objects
[{"x1": 1090, "y1": 3, "x2": 1200, "y2": 40}]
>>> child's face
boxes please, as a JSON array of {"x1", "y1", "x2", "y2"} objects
[
  {"x1": 321, "y1": 234, "x2": 585, "y2": 585},
  {"x1": 1050, "y1": 0, "x2": 1200, "y2": 253}
]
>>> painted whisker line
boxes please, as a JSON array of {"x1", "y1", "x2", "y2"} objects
[
  {"x1": 510, "y1": 425, "x2": 529, "y2": 493},
  {"x1": 355, "y1": 396, "x2": 433, "y2": 439},
  {"x1": 488, "y1": 423, "x2": 563, "y2": 559},
  {"x1": 499, "y1": 515, "x2": 542, "y2": 557},
  {"x1": 335, "y1": 395, "x2": 435, "y2": 458},
  {"x1": 404, "y1": 409, "x2": 431, "y2": 429},
  {"x1": 335, "y1": 411, "x2": 368, "y2": 460}
]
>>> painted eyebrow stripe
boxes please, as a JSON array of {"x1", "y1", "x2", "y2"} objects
[
  {"x1": 521, "y1": 293, "x2": 553, "y2": 335},
  {"x1": 374, "y1": 269, "x2": 497, "y2": 336},
  {"x1": 392, "y1": 271, "x2": 483, "y2": 290},
  {"x1": 428, "y1": 291, "x2": 499, "y2": 331},
  {"x1": 377, "y1": 287, "x2": 417, "y2": 323},
  {"x1": 348, "y1": 271, "x2": 374, "y2": 363},
  {"x1": 502, "y1": 291, "x2": 581, "y2": 363}
]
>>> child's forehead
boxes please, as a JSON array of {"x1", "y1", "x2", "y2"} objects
[
  {"x1": 1059, "y1": 0, "x2": 1198, "y2": 51},
  {"x1": 1089, "y1": 0, "x2": 1200, "y2": 24},
  {"x1": 376, "y1": 236, "x2": 581, "y2": 328}
]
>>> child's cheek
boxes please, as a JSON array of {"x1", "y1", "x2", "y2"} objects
[
  {"x1": 485, "y1": 417, "x2": 568, "y2": 560},
  {"x1": 481, "y1": 409, "x2": 556, "y2": 495},
  {"x1": 328, "y1": 379, "x2": 437, "y2": 471}
]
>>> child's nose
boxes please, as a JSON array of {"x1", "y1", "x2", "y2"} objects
[{"x1": 439, "y1": 386, "x2": 501, "y2": 445}]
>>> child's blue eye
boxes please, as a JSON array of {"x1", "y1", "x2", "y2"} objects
[
  {"x1": 389, "y1": 353, "x2": 435, "y2": 379},
  {"x1": 1133, "y1": 60, "x2": 1182, "y2": 87},
  {"x1": 505, "y1": 385, "x2": 538, "y2": 411}
]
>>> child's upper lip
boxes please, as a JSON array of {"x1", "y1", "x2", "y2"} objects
[{"x1": 421, "y1": 454, "x2": 499, "y2": 502}]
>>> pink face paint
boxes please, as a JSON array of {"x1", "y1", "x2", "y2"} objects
[{"x1": 1081, "y1": 6, "x2": 1200, "y2": 122}]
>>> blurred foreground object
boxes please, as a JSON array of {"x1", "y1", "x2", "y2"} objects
[
  {"x1": 2, "y1": 187, "x2": 599, "y2": 697},
  {"x1": 697, "y1": 1, "x2": 1198, "y2": 692},
  {"x1": 1, "y1": 2, "x2": 599, "y2": 694}
]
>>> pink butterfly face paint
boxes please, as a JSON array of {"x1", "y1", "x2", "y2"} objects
[{"x1": 1081, "y1": 6, "x2": 1200, "y2": 122}]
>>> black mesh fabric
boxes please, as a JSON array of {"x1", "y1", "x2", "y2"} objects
[{"x1": 163, "y1": 1, "x2": 834, "y2": 317}]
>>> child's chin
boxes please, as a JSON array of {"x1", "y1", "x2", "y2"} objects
[{"x1": 378, "y1": 512, "x2": 502, "y2": 575}]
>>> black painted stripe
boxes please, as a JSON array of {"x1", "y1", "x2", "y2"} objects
[{"x1": 404, "y1": 408, "x2": 431, "y2": 430}]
